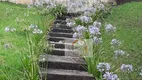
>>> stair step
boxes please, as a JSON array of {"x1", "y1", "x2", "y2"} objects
[
  {"x1": 39, "y1": 68, "x2": 95, "y2": 80},
  {"x1": 54, "y1": 20, "x2": 66, "y2": 24},
  {"x1": 50, "y1": 42, "x2": 74, "y2": 49},
  {"x1": 48, "y1": 32, "x2": 73, "y2": 38},
  {"x1": 48, "y1": 36, "x2": 76, "y2": 42},
  {"x1": 52, "y1": 24, "x2": 72, "y2": 29},
  {"x1": 39, "y1": 55, "x2": 87, "y2": 71},
  {"x1": 56, "y1": 16, "x2": 69, "y2": 20},
  {"x1": 49, "y1": 48, "x2": 80, "y2": 57},
  {"x1": 51, "y1": 27, "x2": 74, "y2": 33}
]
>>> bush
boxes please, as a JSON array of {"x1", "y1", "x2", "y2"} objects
[{"x1": 116, "y1": 0, "x2": 142, "y2": 4}]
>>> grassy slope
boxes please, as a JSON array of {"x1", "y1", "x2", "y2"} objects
[
  {"x1": 104, "y1": 2, "x2": 142, "y2": 79},
  {"x1": 0, "y1": 2, "x2": 54, "y2": 80}
]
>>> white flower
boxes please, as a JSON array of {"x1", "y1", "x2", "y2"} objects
[
  {"x1": 11, "y1": 28, "x2": 16, "y2": 32},
  {"x1": 103, "y1": 72, "x2": 119, "y2": 80},
  {"x1": 105, "y1": 24, "x2": 116, "y2": 32},
  {"x1": 42, "y1": 58, "x2": 45, "y2": 61},
  {"x1": 33, "y1": 29, "x2": 43, "y2": 34},
  {"x1": 97, "y1": 62, "x2": 110, "y2": 72},
  {"x1": 77, "y1": 40, "x2": 85, "y2": 46},
  {"x1": 59, "y1": 41, "x2": 63, "y2": 44},
  {"x1": 110, "y1": 39, "x2": 121, "y2": 47},
  {"x1": 29, "y1": 24, "x2": 38, "y2": 29},
  {"x1": 3, "y1": 43, "x2": 12, "y2": 49},
  {"x1": 93, "y1": 37, "x2": 103, "y2": 44},
  {"x1": 84, "y1": 11, "x2": 91, "y2": 16},
  {"x1": 5, "y1": 27, "x2": 10, "y2": 32},
  {"x1": 98, "y1": 3, "x2": 105, "y2": 10},
  {"x1": 121, "y1": 64, "x2": 133, "y2": 72},
  {"x1": 66, "y1": 18, "x2": 70, "y2": 22},
  {"x1": 140, "y1": 70, "x2": 142, "y2": 76},
  {"x1": 93, "y1": 21, "x2": 101, "y2": 28},
  {"x1": 73, "y1": 32, "x2": 77, "y2": 38},
  {"x1": 5, "y1": 27, "x2": 16, "y2": 32},
  {"x1": 66, "y1": 22, "x2": 75, "y2": 27},
  {"x1": 27, "y1": 5, "x2": 32, "y2": 8}
]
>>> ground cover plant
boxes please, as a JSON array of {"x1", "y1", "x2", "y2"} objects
[{"x1": 0, "y1": 2, "x2": 54, "y2": 80}]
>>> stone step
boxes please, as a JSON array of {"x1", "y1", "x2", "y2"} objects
[
  {"x1": 54, "y1": 20, "x2": 66, "y2": 24},
  {"x1": 48, "y1": 36, "x2": 76, "y2": 42},
  {"x1": 48, "y1": 48, "x2": 80, "y2": 57},
  {"x1": 50, "y1": 41, "x2": 74, "y2": 49},
  {"x1": 56, "y1": 16, "x2": 69, "y2": 20},
  {"x1": 39, "y1": 55, "x2": 87, "y2": 71},
  {"x1": 39, "y1": 68, "x2": 95, "y2": 80},
  {"x1": 51, "y1": 27, "x2": 74, "y2": 33},
  {"x1": 48, "y1": 32, "x2": 73, "y2": 38},
  {"x1": 52, "y1": 24, "x2": 72, "y2": 29}
]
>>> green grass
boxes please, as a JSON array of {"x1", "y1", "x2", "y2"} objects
[
  {"x1": 102, "y1": 2, "x2": 142, "y2": 79},
  {"x1": 0, "y1": 2, "x2": 54, "y2": 80}
]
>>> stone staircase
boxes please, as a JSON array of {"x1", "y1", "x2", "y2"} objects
[{"x1": 39, "y1": 14, "x2": 95, "y2": 80}]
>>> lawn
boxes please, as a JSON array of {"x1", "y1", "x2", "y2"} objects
[
  {"x1": 0, "y1": 2, "x2": 54, "y2": 80},
  {"x1": 103, "y1": 2, "x2": 142, "y2": 79}
]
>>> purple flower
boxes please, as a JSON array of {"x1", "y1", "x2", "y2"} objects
[
  {"x1": 73, "y1": 32, "x2": 77, "y2": 38},
  {"x1": 93, "y1": 37, "x2": 103, "y2": 44},
  {"x1": 110, "y1": 39, "x2": 121, "y2": 47},
  {"x1": 103, "y1": 72, "x2": 119, "y2": 80},
  {"x1": 85, "y1": 8, "x2": 96, "y2": 13},
  {"x1": 114, "y1": 50, "x2": 125, "y2": 57},
  {"x1": 80, "y1": 16, "x2": 92, "y2": 23},
  {"x1": 72, "y1": 32, "x2": 83, "y2": 39},
  {"x1": 121, "y1": 64, "x2": 133, "y2": 72},
  {"x1": 89, "y1": 25, "x2": 101, "y2": 35},
  {"x1": 75, "y1": 25, "x2": 86, "y2": 33},
  {"x1": 97, "y1": 62, "x2": 110, "y2": 72},
  {"x1": 93, "y1": 21, "x2": 101, "y2": 28},
  {"x1": 105, "y1": 24, "x2": 116, "y2": 32}
]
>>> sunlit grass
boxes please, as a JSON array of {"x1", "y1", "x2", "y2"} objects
[{"x1": 102, "y1": 2, "x2": 142, "y2": 79}]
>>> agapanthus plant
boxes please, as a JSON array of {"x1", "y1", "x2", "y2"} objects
[
  {"x1": 121, "y1": 64, "x2": 133, "y2": 72},
  {"x1": 68, "y1": 1, "x2": 133, "y2": 79},
  {"x1": 103, "y1": 72, "x2": 119, "y2": 80}
]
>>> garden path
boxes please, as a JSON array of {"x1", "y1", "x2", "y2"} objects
[{"x1": 39, "y1": 14, "x2": 95, "y2": 80}]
